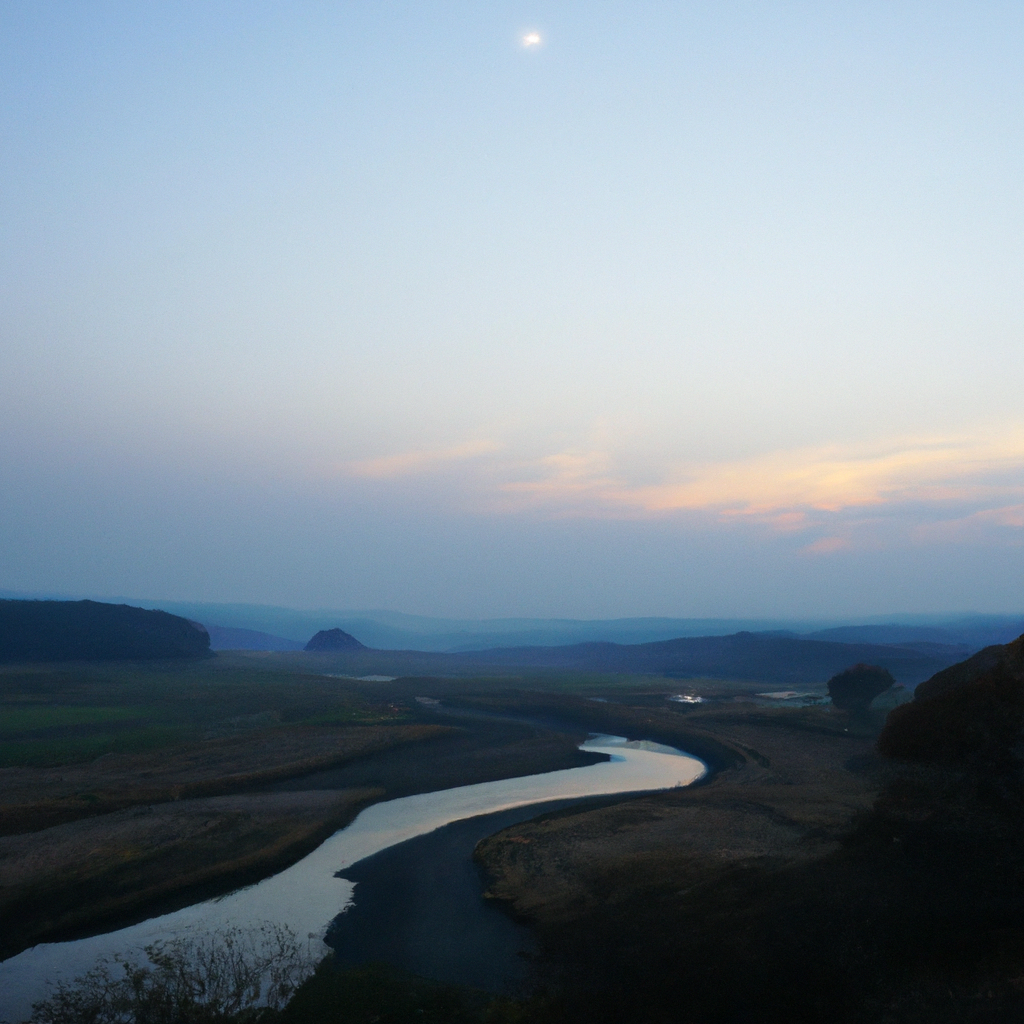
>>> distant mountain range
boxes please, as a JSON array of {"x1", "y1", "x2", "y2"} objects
[
  {"x1": 449, "y1": 631, "x2": 966, "y2": 686},
  {"x1": 0, "y1": 595, "x2": 1012, "y2": 685},
  {"x1": 2, "y1": 591, "x2": 1020, "y2": 655}
]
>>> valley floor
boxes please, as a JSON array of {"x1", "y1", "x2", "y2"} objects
[
  {"x1": 0, "y1": 664, "x2": 599, "y2": 962},
  {"x1": 11, "y1": 662, "x2": 1024, "y2": 1023}
]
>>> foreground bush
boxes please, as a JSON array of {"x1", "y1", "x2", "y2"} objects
[
  {"x1": 28, "y1": 925, "x2": 316, "y2": 1024},
  {"x1": 278, "y1": 960, "x2": 536, "y2": 1024}
]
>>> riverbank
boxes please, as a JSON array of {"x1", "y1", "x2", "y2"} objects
[
  {"x1": 1, "y1": 658, "x2": 623, "y2": 962},
  {"x1": 0, "y1": 788, "x2": 381, "y2": 960},
  {"x1": 0, "y1": 722, "x2": 451, "y2": 960},
  {"x1": 0, "y1": 709, "x2": 602, "y2": 962},
  {"x1": 471, "y1": 699, "x2": 1024, "y2": 1022},
  {"x1": 0, "y1": 724, "x2": 448, "y2": 836},
  {"x1": 0, "y1": 735, "x2": 705, "y2": 1022}
]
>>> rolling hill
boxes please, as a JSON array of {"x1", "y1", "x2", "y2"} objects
[{"x1": 0, "y1": 600, "x2": 211, "y2": 662}]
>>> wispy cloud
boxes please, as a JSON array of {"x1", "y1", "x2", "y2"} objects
[
  {"x1": 345, "y1": 439, "x2": 498, "y2": 479},
  {"x1": 497, "y1": 432, "x2": 1024, "y2": 521},
  {"x1": 334, "y1": 428, "x2": 1024, "y2": 559},
  {"x1": 913, "y1": 503, "x2": 1024, "y2": 544},
  {"x1": 801, "y1": 535, "x2": 851, "y2": 555}
]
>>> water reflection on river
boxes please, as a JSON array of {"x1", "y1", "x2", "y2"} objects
[{"x1": 0, "y1": 735, "x2": 705, "y2": 1020}]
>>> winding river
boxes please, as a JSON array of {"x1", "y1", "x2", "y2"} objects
[{"x1": 0, "y1": 735, "x2": 705, "y2": 1020}]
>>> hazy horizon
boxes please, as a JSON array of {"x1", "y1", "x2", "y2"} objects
[
  {"x1": 3, "y1": 3, "x2": 1023, "y2": 618},
  {"x1": 3, "y1": 587, "x2": 1021, "y2": 634}
]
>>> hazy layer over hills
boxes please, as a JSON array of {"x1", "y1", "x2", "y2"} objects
[{"x1": 203, "y1": 625, "x2": 304, "y2": 652}]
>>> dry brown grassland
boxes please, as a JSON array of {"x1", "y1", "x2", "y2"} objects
[{"x1": 471, "y1": 695, "x2": 883, "y2": 926}]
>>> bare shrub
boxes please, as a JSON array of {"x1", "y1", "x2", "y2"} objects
[
  {"x1": 27, "y1": 924, "x2": 317, "y2": 1024},
  {"x1": 827, "y1": 663, "x2": 895, "y2": 713}
]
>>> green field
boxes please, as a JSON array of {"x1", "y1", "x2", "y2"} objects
[
  {"x1": 0, "y1": 650, "x2": 759, "y2": 769},
  {"x1": 0, "y1": 727, "x2": 193, "y2": 768},
  {"x1": 0, "y1": 704, "x2": 152, "y2": 733},
  {"x1": 0, "y1": 657, "x2": 418, "y2": 768}
]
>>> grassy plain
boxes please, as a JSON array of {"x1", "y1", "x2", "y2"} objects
[{"x1": 0, "y1": 656, "x2": 415, "y2": 768}]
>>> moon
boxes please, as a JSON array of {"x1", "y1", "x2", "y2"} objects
[{"x1": 522, "y1": 32, "x2": 542, "y2": 48}]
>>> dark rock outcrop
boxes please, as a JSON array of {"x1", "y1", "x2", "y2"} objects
[
  {"x1": 878, "y1": 634, "x2": 1024, "y2": 766},
  {"x1": 304, "y1": 628, "x2": 366, "y2": 652},
  {"x1": 912, "y1": 642, "x2": 1010, "y2": 701},
  {"x1": 0, "y1": 599, "x2": 211, "y2": 662}
]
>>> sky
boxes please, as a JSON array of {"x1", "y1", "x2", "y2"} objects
[{"x1": 2, "y1": 1, "x2": 1023, "y2": 619}]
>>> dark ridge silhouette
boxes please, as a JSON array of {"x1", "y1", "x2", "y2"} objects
[
  {"x1": 878, "y1": 633, "x2": 1024, "y2": 765},
  {"x1": 461, "y1": 630, "x2": 959, "y2": 685},
  {"x1": 304, "y1": 628, "x2": 366, "y2": 652},
  {"x1": 827, "y1": 663, "x2": 895, "y2": 711},
  {"x1": 0, "y1": 599, "x2": 211, "y2": 662}
]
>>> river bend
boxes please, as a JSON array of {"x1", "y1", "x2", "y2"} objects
[{"x1": 0, "y1": 735, "x2": 705, "y2": 1020}]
